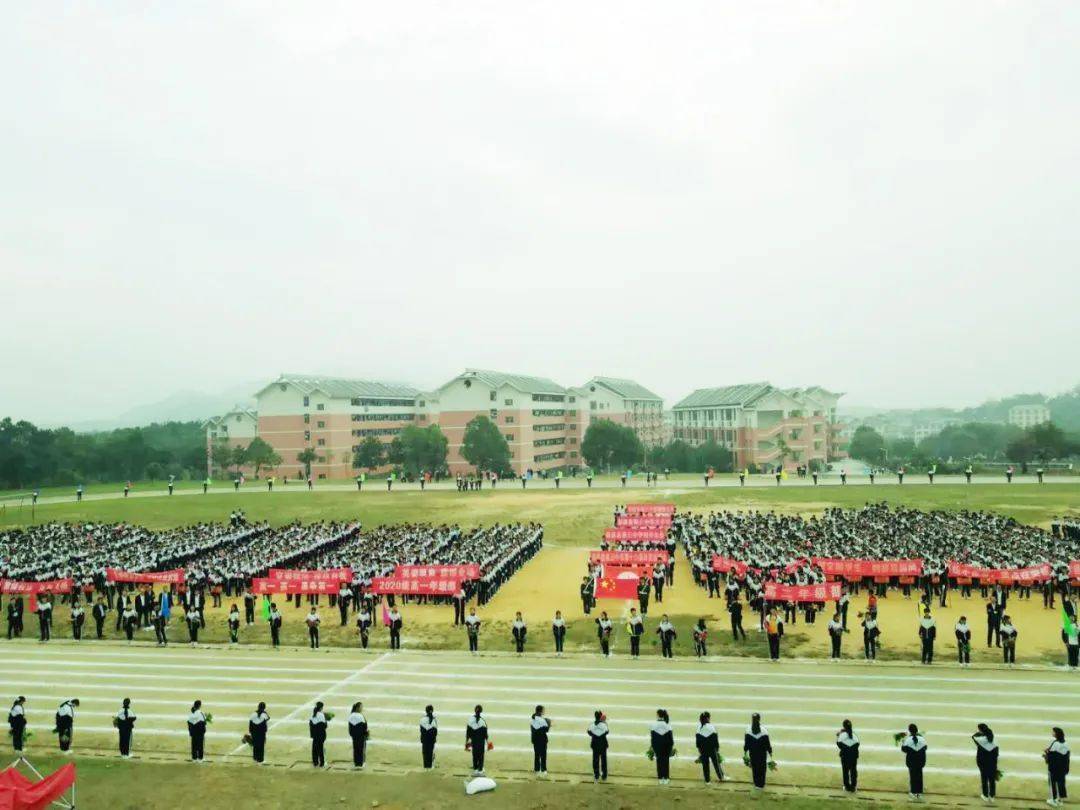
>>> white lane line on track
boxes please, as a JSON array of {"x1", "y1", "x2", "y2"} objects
[
  {"x1": 0, "y1": 668, "x2": 338, "y2": 686},
  {"x1": 225, "y1": 652, "x2": 389, "y2": 757},
  {"x1": 27, "y1": 725, "x2": 1055, "y2": 781}
]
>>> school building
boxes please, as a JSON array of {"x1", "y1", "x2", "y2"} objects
[{"x1": 671, "y1": 382, "x2": 847, "y2": 471}]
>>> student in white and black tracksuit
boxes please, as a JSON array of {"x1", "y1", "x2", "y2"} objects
[
  {"x1": 348, "y1": 702, "x2": 368, "y2": 769},
  {"x1": 249, "y1": 702, "x2": 269, "y2": 763},
  {"x1": 919, "y1": 612, "x2": 936, "y2": 664},
  {"x1": 420, "y1": 706, "x2": 438, "y2": 769},
  {"x1": 743, "y1": 713, "x2": 772, "y2": 789},
  {"x1": 972, "y1": 723, "x2": 999, "y2": 800},
  {"x1": 511, "y1": 613, "x2": 527, "y2": 654},
  {"x1": 836, "y1": 719, "x2": 859, "y2": 793},
  {"x1": 8, "y1": 697, "x2": 27, "y2": 753},
  {"x1": 649, "y1": 709, "x2": 674, "y2": 784},
  {"x1": 900, "y1": 724, "x2": 927, "y2": 799},
  {"x1": 530, "y1": 705, "x2": 551, "y2": 774},
  {"x1": 55, "y1": 698, "x2": 78, "y2": 752},
  {"x1": 466, "y1": 706, "x2": 489, "y2": 774},
  {"x1": 115, "y1": 698, "x2": 136, "y2": 757},
  {"x1": 596, "y1": 613, "x2": 613, "y2": 657},
  {"x1": 309, "y1": 702, "x2": 328, "y2": 767},
  {"x1": 695, "y1": 712, "x2": 724, "y2": 783},
  {"x1": 656, "y1": 616, "x2": 676, "y2": 659},
  {"x1": 1045, "y1": 727, "x2": 1070, "y2": 806},
  {"x1": 551, "y1": 612, "x2": 566, "y2": 655},
  {"x1": 187, "y1": 701, "x2": 207, "y2": 761},
  {"x1": 588, "y1": 711, "x2": 609, "y2": 781},
  {"x1": 955, "y1": 618, "x2": 972, "y2": 665},
  {"x1": 627, "y1": 610, "x2": 644, "y2": 658},
  {"x1": 356, "y1": 608, "x2": 371, "y2": 649},
  {"x1": 828, "y1": 613, "x2": 844, "y2": 659}
]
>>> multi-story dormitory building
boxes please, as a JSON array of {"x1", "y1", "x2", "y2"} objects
[
  {"x1": 207, "y1": 373, "x2": 842, "y2": 479},
  {"x1": 672, "y1": 382, "x2": 847, "y2": 472},
  {"x1": 207, "y1": 370, "x2": 665, "y2": 479}
]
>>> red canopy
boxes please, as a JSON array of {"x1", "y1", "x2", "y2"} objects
[{"x1": 0, "y1": 763, "x2": 75, "y2": 810}]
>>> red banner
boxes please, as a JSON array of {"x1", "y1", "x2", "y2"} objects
[
  {"x1": 595, "y1": 566, "x2": 643, "y2": 599},
  {"x1": 251, "y1": 577, "x2": 342, "y2": 596},
  {"x1": 105, "y1": 568, "x2": 185, "y2": 585},
  {"x1": 268, "y1": 567, "x2": 353, "y2": 583},
  {"x1": 625, "y1": 503, "x2": 676, "y2": 515},
  {"x1": 394, "y1": 564, "x2": 480, "y2": 581},
  {"x1": 0, "y1": 578, "x2": 74, "y2": 595},
  {"x1": 604, "y1": 528, "x2": 667, "y2": 544},
  {"x1": 368, "y1": 576, "x2": 461, "y2": 596},
  {"x1": 590, "y1": 550, "x2": 669, "y2": 568},
  {"x1": 615, "y1": 516, "x2": 672, "y2": 529},
  {"x1": 764, "y1": 581, "x2": 843, "y2": 603},
  {"x1": 1070, "y1": 561, "x2": 1080, "y2": 579},
  {"x1": 711, "y1": 556, "x2": 749, "y2": 577},
  {"x1": 812, "y1": 558, "x2": 924, "y2": 578},
  {"x1": 947, "y1": 562, "x2": 1052, "y2": 583}
]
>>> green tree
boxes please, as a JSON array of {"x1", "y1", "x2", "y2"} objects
[
  {"x1": 693, "y1": 440, "x2": 733, "y2": 472},
  {"x1": 396, "y1": 424, "x2": 449, "y2": 476},
  {"x1": 228, "y1": 444, "x2": 248, "y2": 477},
  {"x1": 210, "y1": 438, "x2": 232, "y2": 475},
  {"x1": 581, "y1": 419, "x2": 643, "y2": 472},
  {"x1": 461, "y1": 415, "x2": 513, "y2": 476},
  {"x1": 245, "y1": 437, "x2": 277, "y2": 477},
  {"x1": 352, "y1": 436, "x2": 385, "y2": 471},
  {"x1": 849, "y1": 426, "x2": 886, "y2": 463},
  {"x1": 296, "y1": 447, "x2": 318, "y2": 476}
]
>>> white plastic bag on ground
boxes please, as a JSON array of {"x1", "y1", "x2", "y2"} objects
[{"x1": 464, "y1": 776, "x2": 497, "y2": 795}]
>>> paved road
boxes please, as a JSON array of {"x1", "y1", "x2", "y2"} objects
[{"x1": 5, "y1": 473, "x2": 1077, "y2": 508}]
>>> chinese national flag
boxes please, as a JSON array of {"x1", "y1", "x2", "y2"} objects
[{"x1": 595, "y1": 566, "x2": 641, "y2": 600}]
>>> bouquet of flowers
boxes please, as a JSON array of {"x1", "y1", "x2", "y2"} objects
[
  {"x1": 646, "y1": 747, "x2": 655, "y2": 761},
  {"x1": 112, "y1": 717, "x2": 119, "y2": 729},
  {"x1": 487, "y1": 741, "x2": 494, "y2": 751},
  {"x1": 892, "y1": 732, "x2": 905, "y2": 745},
  {"x1": 241, "y1": 734, "x2": 253, "y2": 747},
  {"x1": 324, "y1": 712, "x2": 335, "y2": 722},
  {"x1": 767, "y1": 759, "x2": 778, "y2": 771},
  {"x1": 995, "y1": 769, "x2": 1004, "y2": 782},
  {"x1": 742, "y1": 753, "x2": 751, "y2": 767},
  {"x1": 204, "y1": 713, "x2": 214, "y2": 724}
]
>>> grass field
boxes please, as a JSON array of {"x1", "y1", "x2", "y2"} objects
[{"x1": 2, "y1": 642, "x2": 1075, "y2": 809}]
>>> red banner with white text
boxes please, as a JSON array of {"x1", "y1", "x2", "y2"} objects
[
  {"x1": 604, "y1": 528, "x2": 667, "y2": 544},
  {"x1": 394, "y1": 564, "x2": 480, "y2": 581},
  {"x1": 268, "y1": 567, "x2": 353, "y2": 584},
  {"x1": 106, "y1": 568, "x2": 185, "y2": 585},
  {"x1": 947, "y1": 562, "x2": 1052, "y2": 583},
  {"x1": 615, "y1": 516, "x2": 672, "y2": 530},
  {"x1": 590, "y1": 550, "x2": 669, "y2": 568},
  {"x1": 0, "y1": 578, "x2": 74, "y2": 612},
  {"x1": 812, "y1": 558, "x2": 924, "y2": 578},
  {"x1": 369, "y1": 576, "x2": 462, "y2": 596},
  {"x1": 625, "y1": 503, "x2": 676, "y2": 515},
  {"x1": 251, "y1": 577, "x2": 342, "y2": 596},
  {"x1": 1071, "y1": 560, "x2": 1080, "y2": 580},
  {"x1": 764, "y1": 581, "x2": 843, "y2": 603},
  {"x1": 711, "y1": 556, "x2": 749, "y2": 577}
]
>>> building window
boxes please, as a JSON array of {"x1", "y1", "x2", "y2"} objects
[
  {"x1": 590, "y1": 401, "x2": 597, "y2": 410},
  {"x1": 418, "y1": 414, "x2": 426, "y2": 421},
  {"x1": 318, "y1": 473, "x2": 327, "y2": 480},
  {"x1": 504, "y1": 398, "x2": 514, "y2": 406},
  {"x1": 505, "y1": 434, "x2": 514, "y2": 442},
  {"x1": 534, "y1": 437, "x2": 566, "y2": 447},
  {"x1": 317, "y1": 439, "x2": 325, "y2": 447},
  {"x1": 350, "y1": 428, "x2": 403, "y2": 438},
  {"x1": 304, "y1": 430, "x2": 311, "y2": 441},
  {"x1": 351, "y1": 413, "x2": 415, "y2": 422},
  {"x1": 317, "y1": 420, "x2": 326, "y2": 428},
  {"x1": 534, "y1": 423, "x2": 563, "y2": 432},
  {"x1": 303, "y1": 396, "x2": 310, "y2": 407},
  {"x1": 418, "y1": 400, "x2": 425, "y2": 407},
  {"x1": 505, "y1": 416, "x2": 515, "y2": 424},
  {"x1": 303, "y1": 414, "x2": 310, "y2": 424},
  {"x1": 570, "y1": 451, "x2": 578, "y2": 458},
  {"x1": 532, "y1": 409, "x2": 565, "y2": 417},
  {"x1": 490, "y1": 409, "x2": 498, "y2": 420},
  {"x1": 350, "y1": 397, "x2": 415, "y2": 407},
  {"x1": 570, "y1": 437, "x2": 577, "y2": 444},
  {"x1": 532, "y1": 394, "x2": 566, "y2": 403},
  {"x1": 490, "y1": 391, "x2": 497, "y2": 401},
  {"x1": 316, "y1": 403, "x2": 324, "y2": 411}
]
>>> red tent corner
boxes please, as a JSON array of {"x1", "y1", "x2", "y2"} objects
[{"x1": 0, "y1": 762, "x2": 75, "y2": 810}]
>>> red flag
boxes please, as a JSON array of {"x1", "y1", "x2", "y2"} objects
[{"x1": 594, "y1": 566, "x2": 642, "y2": 600}]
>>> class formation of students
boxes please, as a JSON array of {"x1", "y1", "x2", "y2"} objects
[{"x1": 6, "y1": 694, "x2": 1073, "y2": 804}]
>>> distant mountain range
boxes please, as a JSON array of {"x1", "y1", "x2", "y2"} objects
[{"x1": 63, "y1": 382, "x2": 260, "y2": 432}]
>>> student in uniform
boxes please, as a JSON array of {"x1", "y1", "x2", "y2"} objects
[
  {"x1": 465, "y1": 705, "x2": 489, "y2": 775},
  {"x1": 388, "y1": 608, "x2": 403, "y2": 650},
  {"x1": 595, "y1": 612, "x2": 613, "y2": 657},
  {"x1": 1000, "y1": 615, "x2": 1018, "y2": 665},
  {"x1": 955, "y1": 616, "x2": 972, "y2": 666},
  {"x1": 861, "y1": 612, "x2": 880, "y2": 661},
  {"x1": 728, "y1": 596, "x2": 746, "y2": 640},
  {"x1": 55, "y1": 699, "x2": 78, "y2": 752},
  {"x1": 580, "y1": 576, "x2": 594, "y2": 615},
  {"x1": 900, "y1": 723, "x2": 927, "y2": 800},
  {"x1": 306, "y1": 608, "x2": 320, "y2": 649},
  {"x1": 115, "y1": 698, "x2": 136, "y2": 758},
  {"x1": 765, "y1": 610, "x2": 784, "y2": 661},
  {"x1": 228, "y1": 603, "x2": 241, "y2": 644},
  {"x1": 695, "y1": 711, "x2": 724, "y2": 783},
  {"x1": 828, "y1": 612, "x2": 844, "y2": 659},
  {"x1": 419, "y1": 705, "x2": 438, "y2": 769},
  {"x1": 92, "y1": 598, "x2": 108, "y2": 639},
  {"x1": 1064, "y1": 616, "x2": 1080, "y2": 670},
  {"x1": 587, "y1": 711, "x2": 609, "y2": 782},
  {"x1": 743, "y1": 713, "x2": 773, "y2": 791},
  {"x1": 356, "y1": 605, "x2": 372, "y2": 649},
  {"x1": 121, "y1": 602, "x2": 137, "y2": 643},
  {"x1": 919, "y1": 610, "x2": 937, "y2": 664},
  {"x1": 656, "y1": 615, "x2": 676, "y2": 658},
  {"x1": 627, "y1": 608, "x2": 644, "y2": 658},
  {"x1": 836, "y1": 719, "x2": 860, "y2": 793},
  {"x1": 348, "y1": 702, "x2": 368, "y2": 769},
  {"x1": 1045, "y1": 727, "x2": 1070, "y2": 806},
  {"x1": 693, "y1": 618, "x2": 708, "y2": 658},
  {"x1": 972, "y1": 723, "x2": 999, "y2": 802},
  {"x1": 249, "y1": 702, "x2": 269, "y2": 764},
  {"x1": 511, "y1": 612, "x2": 527, "y2": 655},
  {"x1": 530, "y1": 706, "x2": 551, "y2": 775},
  {"x1": 7, "y1": 597, "x2": 24, "y2": 639},
  {"x1": 649, "y1": 709, "x2": 675, "y2": 784},
  {"x1": 36, "y1": 595, "x2": 52, "y2": 642},
  {"x1": 309, "y1": 702, "x2": 329, "y2": 768},
  {"x1": 551, "y1": 611, "x2": 566, "y2": 655},
  {"x1": 186, "y1": 607, "x2": 201, "y2": 645},
  {"x1": 70, "y1": 601, "x2": 85, "y2": 641},
  {"x1": 8, "y1": 696, "x2": 27, "y2": 753},
  {"x1": 187, "y1": 700, "x2": 207, "y2": 762},
  {"x1": 465, "y1": 608, "x2": 481, "y2": 654},
  {"x1": 269, "y1": 603, "x2": 282, "y2": 648}
]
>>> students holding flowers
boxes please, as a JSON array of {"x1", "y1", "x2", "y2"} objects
[
  {"x1": 898, "y1": 723, "x2": 927, "y2": 800},
  {"x1": 836, "y1": 719, "x2": 860, "y2": 793},
  {"x1": 465, "y1": 705, "x2": 489, "y2": 775},
  {"x1": 695, "y1": 711, "x2": 724, "y2": 783},
  {"x1": 648, "y1": 709, "x2": 675, "y2": 784},
  {"x1": 114, "y1": 698, "x2": 135, "y2": 758},
  {"x1": 187, "y1": 700, "x2": 209, "y2": 762},
  {"x1": 587, "y1": 710, "x2": 610, "y2": 782},
  {"x1": 309, "y1": 702, "x2": 331, "y2": 768},
  {"x1": 8, "y1": 696, "x2": 27, "y2": 753},
  {"x1": 247, "y1": 702, "x2": 269, "y2": 764},
  {"x1": 743, "y1": 712, "x2": 774, "y2": 790},
  {"x1": 972, "y1": 723, "x2": 1000, "y2": 803}
]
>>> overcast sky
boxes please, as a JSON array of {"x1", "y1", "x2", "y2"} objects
[{"x1": 2, "y1": 2, "x2": 1078, "y2": 424}]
